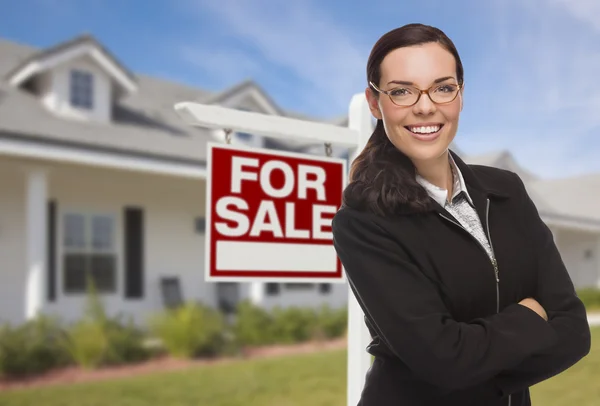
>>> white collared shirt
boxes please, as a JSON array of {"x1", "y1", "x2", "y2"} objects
[{"x1": 415, "y1": 154, "x2": 494, "y2": 261}]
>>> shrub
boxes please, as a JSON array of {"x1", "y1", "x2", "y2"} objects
[
  {"x1": 148, "y1": 302, "x2": 226, "y2": 359},
  {"x1": 0, "y1": 315, "x2": 71, "y2": 378},
  {"x1": 232, "y1": 300, "x2": 274, "y2": 347},
  {"x1": 232, "y1": 301, "x2": 348, "y2": 347},
  {"x1": 63, "y1": 280, "x2": 149, "y2": 369},
  {"x1": 270, "y1": 306, "x2": 319, "y2": 344},
  {"x1": 314, "y1": 305, "x2": 347, "y2": 339}
]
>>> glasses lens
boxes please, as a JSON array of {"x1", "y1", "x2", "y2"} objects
[
  {"x1": 430, "y1": 83, "x2": 460, "y2": 104},
  {"x1": 389, "y1": 86, "x2": 419, "y2": 106}
]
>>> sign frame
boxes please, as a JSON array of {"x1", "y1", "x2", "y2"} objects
[
  {"x1": 204, "y1": 141, "x2": 348, "y2": 284},
  {"x1": 175, "y1": 96, "x2": 373, "y2": 406}
]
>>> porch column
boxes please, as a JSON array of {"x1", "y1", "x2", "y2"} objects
[
  {"x1": 249, "y1": 282, "x2": 264, "y2": 305},
  {"x1": 25, "y1": 169, "x2": 47, "y2": 320}
]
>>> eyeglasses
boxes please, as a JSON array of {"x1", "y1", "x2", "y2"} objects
[{"x1": 369, "y1": 80, "x2": 463, "y2": 107}]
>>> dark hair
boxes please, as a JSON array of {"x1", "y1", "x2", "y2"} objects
[{"x1": 343, "y1": 23, "x2": 464, "y2": 216}]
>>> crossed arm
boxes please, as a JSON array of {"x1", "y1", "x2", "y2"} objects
[{"x1": 331, "y1": 173, "x2": 590, "y2": 398}]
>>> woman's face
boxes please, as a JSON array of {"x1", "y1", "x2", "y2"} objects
[{"x1": 366, "y1": 42, "x2": 463, "y2": 166}]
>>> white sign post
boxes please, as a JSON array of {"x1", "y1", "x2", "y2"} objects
[{"x1": 175, "y1": 95, "x2": 372, "y2": 406}]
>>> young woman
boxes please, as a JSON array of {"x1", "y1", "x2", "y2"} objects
[{"x1": 332, "y1": 23, "x2": 591, "y2": 406}]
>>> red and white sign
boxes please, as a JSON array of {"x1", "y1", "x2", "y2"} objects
[{"x1": 204, "y1": 143, "x2": 347, "y2": 282}]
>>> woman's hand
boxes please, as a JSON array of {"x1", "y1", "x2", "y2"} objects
[{"x1": 519, "y1": 298, "x2": 548, "y2": 321}]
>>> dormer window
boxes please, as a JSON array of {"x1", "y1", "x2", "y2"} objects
[{"x1": 69, "y1": 70, "x2": 94, "y2": 110}]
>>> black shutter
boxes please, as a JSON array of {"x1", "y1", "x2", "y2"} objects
[
  {"x1": 124, "y1": 207, "x2": 144, "y2": 299},
  {"x1": 47, "y1": 200, "x2": 57, "y2": 302}
]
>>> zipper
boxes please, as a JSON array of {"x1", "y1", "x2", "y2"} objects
[
  {"x1": 437, "y1": 199, "x2": 499, "y2": 312},
  {"x1": 485, "y1": 199, "x2": 500, "y2": 314},
  {"x1": 439, "y1": 198, "x2": 511, "y2": 405}
]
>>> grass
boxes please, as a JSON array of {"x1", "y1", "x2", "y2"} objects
[
  {"x1": 578, "y1": 288, "x2": 600, "y2": 312},
  {"x1": 0, "y1": 328, "x2": 598, "y2": 406}
]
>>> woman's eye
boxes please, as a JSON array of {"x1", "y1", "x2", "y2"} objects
[
  {"x1": 435, "y1": 85, "x2": 457, "y2": 93},
  {"x1": 390, "y1": 88, "x2": 410, "y2": 96}
]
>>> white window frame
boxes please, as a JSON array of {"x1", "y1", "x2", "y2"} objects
[
  {"x1": 60, "y1": 209, "x2": 119, "y2": 295},
  {"x1": 69, "y1": 69, "x2": 94, "y2": 110}
]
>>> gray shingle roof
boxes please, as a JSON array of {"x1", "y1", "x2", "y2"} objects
[
  {"x1": 465, "y1": 150, "x2": 539, "y2": 183},
  {"x1": 0, "y1": 37, "x2": 223, "y2": 164},
  {"x1": 529, "y1": 174, "x2": 600, "y2": 222},
  {"x1": 0, "y1": 39, "x2": 37, "y2": 78},
  {"x1": 4, "y1": 34, "x2": 137, "y2": 86},
  {"x1": 0, "y1": 36, "x2": 349, "y2": 164}
]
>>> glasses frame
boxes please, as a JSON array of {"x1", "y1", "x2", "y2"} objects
[{"x1": 369, "y1": 80, "x2": 463, "y2": 107}]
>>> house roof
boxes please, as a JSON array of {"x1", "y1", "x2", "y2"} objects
[
  {"x1": 464, "y1": 150, "x2": 539, "y2": 182},
  {"x1": 4, "y1": 34, "x2": 138, "y2": 95},
  {"x1": 0, "y1": 35, "x2": 346, "y2": 164},
  {"x1": 528, "y1": 174, "x2": 600, "y2": 222}
]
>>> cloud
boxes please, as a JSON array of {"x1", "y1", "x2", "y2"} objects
[
  {"x1": 459, "y1": 0, "x2": 600, "y2": 177},
  {"x1": 549, "y1": 0, "x2": 600, "y2": 33},
  {"x1": 180, "y1": 0, "x2": 367, "y2": 115},
  {"x1": 180, "y1": 45, "x2": 262, "y2": 86}
]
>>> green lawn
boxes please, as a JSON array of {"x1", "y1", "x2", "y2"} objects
[{"x1": 0, "y1": 328, "x2": 598, "y2": 406}]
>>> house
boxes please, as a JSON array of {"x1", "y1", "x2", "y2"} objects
[{"x1": 0, "y1": 34, "x2": 598, "y2": 327}]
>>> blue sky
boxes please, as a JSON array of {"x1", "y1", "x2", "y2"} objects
[{"x1": 1, "y1": 0, "x2": 599, "y2": 179}]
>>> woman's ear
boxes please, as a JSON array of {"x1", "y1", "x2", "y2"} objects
[
  {"x1": 459, "y1": 85, "x2": 465, "y2": 111},
  {"x1": 365, "y1": 87, "x2": 383, "y2": 120}
]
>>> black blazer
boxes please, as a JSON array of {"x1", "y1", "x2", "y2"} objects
[{"x1": 332, "y1": 151, "x2": 591, "y2": 406}]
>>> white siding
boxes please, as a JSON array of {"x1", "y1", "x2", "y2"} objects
[
  {"x1": 0, "y1": 160, "x2": 26, "y2": 325},
  {"x1": 241, "y1": 282, "x2": 348, "y2": 310},
  {"x1": 556, "y1": 229, "x2": 599, "y2": 288},
  {"x1": 0, "y1": 158, "x2": 213, "y2": 326},
  {"x1": 48, "y1": 163, "x2": 211, "y2": 325}
]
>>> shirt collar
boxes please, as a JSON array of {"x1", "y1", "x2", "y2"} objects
[{"x1": 415, "y1": 153, "x2": 474, "y2": 207}]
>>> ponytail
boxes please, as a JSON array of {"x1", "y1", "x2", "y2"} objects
[{"x1": 343, "y1": 119, "x2": 433, "y2": 216}]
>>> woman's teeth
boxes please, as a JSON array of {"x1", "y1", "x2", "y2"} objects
[{"x1": 407, "y1": 125, "x2": 441, "y2": 134}]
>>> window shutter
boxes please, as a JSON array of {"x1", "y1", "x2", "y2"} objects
[
  {"x1": 124, "y1": 207, "x2": 144, "y2": 299},
  {"x1": 47, "y1": 200, "x2": 57, "y2": 302}
]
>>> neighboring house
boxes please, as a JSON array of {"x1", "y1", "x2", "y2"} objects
[
  {"x1": 463, "y1": 151, "x2": 600, "y2": 289},
  {"x1": 0, "y1": 34, "x2": 598, "y2": 327}
]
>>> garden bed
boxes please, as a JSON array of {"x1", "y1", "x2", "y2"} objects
[{"x1": 0, "y1": 336, "x2": 346, "y2": 391}]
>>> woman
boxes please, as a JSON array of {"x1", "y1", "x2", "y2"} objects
[{"x1": 332, "y1": 23, "x2": 591, "y2": 406}]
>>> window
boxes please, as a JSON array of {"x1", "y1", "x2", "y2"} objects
[
  {"x1": 284, "y1": 283, "x2": 315, "y2": 290},
  {"x1": 319, "y1": 283, "x2": 332, "y2": 294},
  {"x1": 266, "y1": 283, "x2": 280, "y2": 295},
  {"x1": 69, "y1": 70, "x2": 94, "y2": 109},
  {"x1": 63, "y1": 212, "x2": 117, "y2": 293},
  {"x1": 236, "y1": 131, "x2": 253, "y2": 141}
]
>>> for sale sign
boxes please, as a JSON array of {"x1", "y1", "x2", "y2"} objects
[{"x1": 204, "y1": 143, "x2": 347, "y2": 282}]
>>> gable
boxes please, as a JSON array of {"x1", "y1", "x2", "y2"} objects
[
  {"x1": 206, "y1": 80, "x2": 282, "y2": 116},
  {"x1": 6, "y1": 35, "x2": 137, "y2": 98}
]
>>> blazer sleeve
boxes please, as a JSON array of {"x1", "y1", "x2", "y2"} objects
[
  {"x1": 332, "y1": 207, "x2": 559, "y2": 391},
  {"x1": 490, "y1": 173, "x2": 592, "y2": 396}
]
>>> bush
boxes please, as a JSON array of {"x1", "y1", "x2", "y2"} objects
[
  {"x1": 148, "y1": 302, "x2": 226, "y2": 359},
  {"x1": 63, "y1": 281, "x2": 149, "y2": 369},
  {"x1": 578, "y1": 288, "x2": 600, "y2": 311},
  {"x1": 0, "y1": 315, "x2": 71, "y2": 378},
  {"x1": 232, "y1": 302, "x2": 348, "y2": 347},
  {"x1": 232, "y1": 300, "x2": 274, "y2": 347},
  {"x1": 270, "y1": 306, "x2": 319, "y2": 344},
  {"x1": 314, "y1": 305, "x2": 347, "y2": 339}
]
